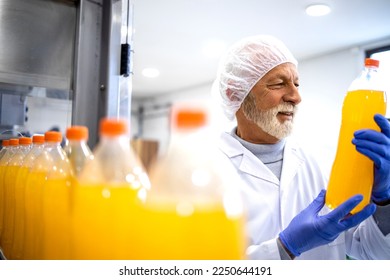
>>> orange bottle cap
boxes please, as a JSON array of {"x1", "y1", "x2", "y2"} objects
[
  {"x1": 9, "y1": 138, "x2": 19, "y2": 146},
  {"x1": 2, "y1": 139, "x2": 9, "y2": 146},
  {"x1": 365, "y1": 58, "x2": 379, "y2": 68},
  {"x1": 100, "y1": 118, "x2": 128, "y2": 136},
  {"x1": 66, "y1": 126, "x2": 89, "y2": 141},
  {"x1": 175, "y1": 108, "x2": 207, "y2": 129},
  {"x1": 32, "y1": 134, "x2": 45, "y2": 144},
  {"x1": 19, "y1": 137, "x2": 32, "y2": 145},
  {"x1": 45, "y1": 131, "x2": 62, "y2": 143}
]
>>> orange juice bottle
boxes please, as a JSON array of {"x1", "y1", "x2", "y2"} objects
[
  {"x1": 24, "y1": 137, "x2": 51, "y2": 260},
  {"x1": 0, "y1": 139, "x2": 10, "y2": 160},
  {"x1": 0, "y1": 138, "x2": 21, "y2": 257},
  {"x1": 0, "y1": 139, "x2": 10, "y2": 245},
  {"x1": 23, "y1": 135, "x2": 46, "y2": 260},
  {"x1": 4, "y1": 137, "x2": 32, "y2": 259},
  {"x1": 14, "y1": 135, "x2": 45, "y2": 260},
  {"x1": 142, "y1": 106, "x2": 246, "y2": 259},
  {"x1": 63, "y1": 126, "x2": 93, "y2": 260},
  {"x1": 38, "y1": 131, "x2": 72, "y2": 260},
  {"x1": 72, "y1": 118, "x2": 150, "y2": 260},
  {"x1": 64, "y1": 126, "x2": 93, "y2": 177},
  {"x1": 326, "y1": 58, "x2": 387, "y2": 214}
]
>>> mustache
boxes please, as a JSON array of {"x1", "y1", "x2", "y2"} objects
[{"x1": 274, "y1": 102, "x2": 298, "y2": 114}]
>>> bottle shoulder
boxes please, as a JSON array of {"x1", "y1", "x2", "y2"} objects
[{"x1": 348, "y1": 68, "x2": 384, "y2": 91}]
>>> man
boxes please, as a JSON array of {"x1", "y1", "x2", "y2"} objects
[{"x1": 213, "y1": 35, "x2": 390, "y2": 259}]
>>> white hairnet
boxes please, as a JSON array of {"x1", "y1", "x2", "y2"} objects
[{"x1": 213, "y1": 35, "x2": 298, "y2": 120}]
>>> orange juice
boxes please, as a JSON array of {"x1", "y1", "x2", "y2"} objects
[
  {"x1": 139, "y1": 200, "x2": 245, "y2": 259},
  {"x1": 1, "y1": 165, "x2": 20, "y2": 256},
  {"x1": 0, "y1": 139, "x2": 17, "y2": 248},
  {"x1": 73, "y1": 118, "x2": 150, "y2": 260},
  {"x1": 0, "y1": 140, "x2": 9, "y2": 242},
  {"x1": 1, "y1": 137, "x2": 31, "y2": 258},
  {"x1": 12, "y1": 166, "x2": 29, "y2": 259},
  {"x1": 0, "y1": 165, "x2": 6, "y2": 241},
  {"x1": 146, "y1": 106, "x2": 246, "y2": 259},
  {"x1": 23, "y1": 171, "x2": 46, "y2": 259},
  {"x1": 42, "y1": 178, "x2": 71, "y2": 260},
  {"x1": 71, "y1": 182, "x2": 143, "y2": 260},
  {"x1": 34, "y1": 131, "x2": 72, "y2": 260},
  {"x1": 13, "y1": 134, "x2": 44, "y2": 259},
  {"x1": 326, "y1": 89, "x2": 386, "y2": 213}
]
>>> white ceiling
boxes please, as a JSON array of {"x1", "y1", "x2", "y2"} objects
[{"x1": 130, "y1": 0, "x2": 390, "y2": 98}]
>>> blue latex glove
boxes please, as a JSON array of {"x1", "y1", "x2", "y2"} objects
[
  {"x1": 352, "y1": 114, "x2": 390, "y2": 203},
  {"x1": 279, "y1": 190, "x2": 376, "y2": 257}
]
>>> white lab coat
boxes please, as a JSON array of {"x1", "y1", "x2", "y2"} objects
[{"x1": 219, "y1": 131, "x2": 390, "y2": 259}]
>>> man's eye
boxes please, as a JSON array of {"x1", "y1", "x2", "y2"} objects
[{"x1": 268, "y1": 83, "x2": 284, "y2": 89}]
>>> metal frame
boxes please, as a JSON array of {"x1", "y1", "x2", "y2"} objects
[{"x1": 72, "y1": 0, "x2": 123, "y2": 148}]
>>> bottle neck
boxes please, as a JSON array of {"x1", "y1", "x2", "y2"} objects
[
  {"x1": 100, "y1": 134, "x2": 129, "y2": 147},
  {"x1": 45, "y1": 141, "x2": 61, "y2": 148},
  {"x1": 66, "y1": 139, "x2": 93, "y2": 156},
  {"x1": 67, "y1": 139, "x2": 89, "y2": 146},
  {"x1": 44, "y1": 141, "x2": 66, "y2": 158},
  {"x1": 19, "y1": 144, "x2": 31, "y2": 153},
  {"x1": 9, "y1": 145, "x2": 19, "y2": 152},
  {"x1": 349, "y1": 65, "x2": 383, "y2": 92},
  {"x1": 365, "y1": 65, "x2": 378, "y2": 75},
  {"x1": 33, "y1": 143, "x2": 44, "y2": 147}
]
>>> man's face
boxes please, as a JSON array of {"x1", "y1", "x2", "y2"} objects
[{"x1": 241, "y1": 63, "x2": 301, "y2": 140}]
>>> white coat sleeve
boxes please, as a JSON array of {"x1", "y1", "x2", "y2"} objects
[
  {"x1": 346, "y1": 216, "x2": 390, "y2": 259},
  {"x1": 246, "y1": 238, "x2": 281, "y2": 260}
]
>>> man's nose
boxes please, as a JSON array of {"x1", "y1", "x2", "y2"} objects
[{"x1": 284, "y1": 84, "x2": 301, "y2": 105}]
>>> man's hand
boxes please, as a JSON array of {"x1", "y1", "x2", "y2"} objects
[
  {"x1": 353, "y1": 114, "x2": 390, "y2": 203},
  {"x1": 279, "y1": 190, "x2": 376, "y2": 257}
]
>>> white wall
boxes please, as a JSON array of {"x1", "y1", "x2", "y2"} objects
[{"x1": 132, "y1": 38, "x2": 390, "y2": 175}]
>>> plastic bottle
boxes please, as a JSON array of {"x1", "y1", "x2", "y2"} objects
[
  {"x1": 0, "y1": 139, "x2": 10, "y2": 244},
  {"x1": 14, "y1": 134, "x2": 44, "y2": 260},
  {"x1": 0, "y1": 139, "x2": 10, "y2": 161},
  {"x1": 141, "y1": 106, "x2": 246, "y2": 259},
  {"x1": 0, "y1": 138, "x2": 20, "y2": 255},
  {"x1": 72, "y1": 118, "x2": 150, "y2": 260},
  {"x1": 23, "y1": 131, "x2": 71, "y2": 259},
  {"x1": 64, "y1": 125, "x2": 93, "y2": 177},
  {"x1": 23, "y1": 134, "x2": 46, "y2": 260},
  {"x1": 39, "y1": 131, "x2": 72, "y2": 260},
  {"x1": 2, "y1": 137, "x2": 32, "y2": 259},
  {"x1": 326, "y1": 58, "x2": 387, "y2": 214}
]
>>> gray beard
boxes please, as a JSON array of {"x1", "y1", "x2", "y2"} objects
[{"x1": 243, "y1": 102, "x2": 297, "y2": 140}]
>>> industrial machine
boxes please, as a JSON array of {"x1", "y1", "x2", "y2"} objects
[{"x1": 0, "y1": 0, "x2": 133, "y2": 148}]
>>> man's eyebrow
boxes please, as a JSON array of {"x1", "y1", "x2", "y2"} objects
[
  {"x1": 265, "y1": 74, "x2": 287, "y2": 81},
  {"x1": 267, "y1": 73, "x2": 299, "y2": 81}
]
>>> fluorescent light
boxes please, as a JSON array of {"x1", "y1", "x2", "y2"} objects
[
  {"x1": 305, "y1": 4, "x2": 331, "y2": 17},
  {"x1": 142, "y1": 67, "x2": 160, "y2": 78}
]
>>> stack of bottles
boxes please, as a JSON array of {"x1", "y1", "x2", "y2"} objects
[{"x1": 0, "y1": 110, "x2": 247, "y2": 260}]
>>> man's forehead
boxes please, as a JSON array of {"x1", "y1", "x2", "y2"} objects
[{"x1": 263, "y1": 63, "x2": 299, "y2": 80}]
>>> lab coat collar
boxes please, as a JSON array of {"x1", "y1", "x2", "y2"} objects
[
  {"x1": 219, "y1": 132, "x2": 305, "y2": 186},
  {"x1": 280, "y1": 138, "x2": 305, "y2": 187},
  {"x1": 219, "y1": 132, "x2": 279, "y2": 185}
]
